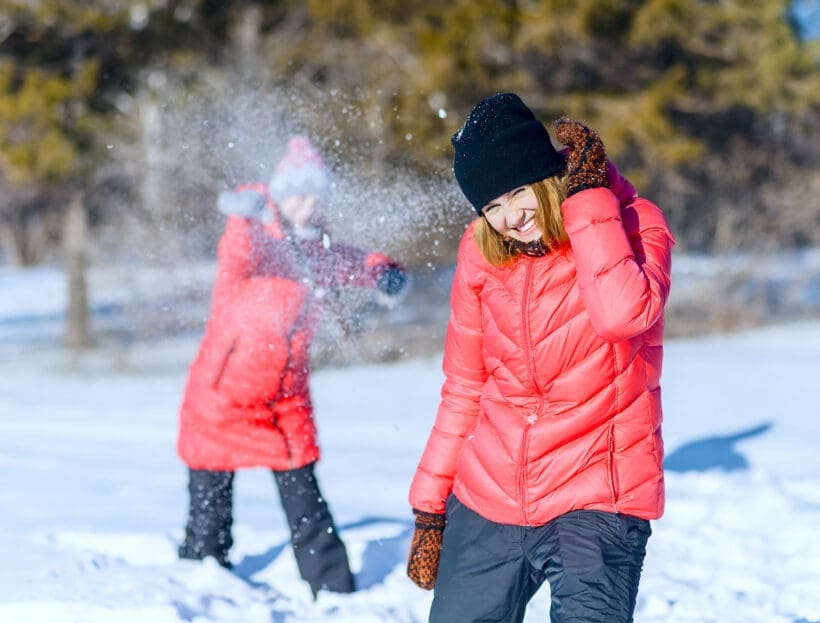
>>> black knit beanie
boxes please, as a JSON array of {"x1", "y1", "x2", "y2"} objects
[{"x1": 451, "y1": 93, "x2": 565, "y2": 213}]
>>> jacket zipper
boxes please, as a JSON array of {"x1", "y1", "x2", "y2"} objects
[
  {"x1": 269, "y1": 312, "x2": 308, "y2": 470},
  {"x1": 518, "y1": 259, "x2": 539, "y2": 525},
  {"x1": 267, "y1": 238, "x2": 314, "y2": 469}
]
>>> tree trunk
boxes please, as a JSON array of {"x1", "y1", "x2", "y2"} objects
[
  {"x1": 0, "y1": 224, "x2": 25, "y2": 266},
  {"x1": 0, "y1": 212, "x2": 58, "y2": 267},
  {"x1": 231, "y1": 4, "x2": 263, "y2": 78},
  {"x1": 63, "y1": 191, "x2": 93, "y2": 349},
  {"x1": 140, "y1": 96, "x2": 164, "y2": 218}
]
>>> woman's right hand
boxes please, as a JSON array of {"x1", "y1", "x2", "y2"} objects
[{"x1": 406, "y1": 509, "x2": 446, "y2": 590}]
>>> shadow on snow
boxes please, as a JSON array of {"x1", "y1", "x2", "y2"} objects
[
  {"x1": 664, "y1": 422, "x2": 773, "y2": 473},
  {"x1": 231, "y1": 516, "x2": 413, "y2": 591}
]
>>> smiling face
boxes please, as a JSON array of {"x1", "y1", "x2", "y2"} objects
[{"x1": 480, "y1": 185, "x2": 542, "y2": 243}]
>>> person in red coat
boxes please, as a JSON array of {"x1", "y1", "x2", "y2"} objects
[
  {"x1": 406, "y1": 94, "x2": 674, "y2": 622},
  {"x1": 177, "y1": 135, "x2": 407, "y2": 596}
]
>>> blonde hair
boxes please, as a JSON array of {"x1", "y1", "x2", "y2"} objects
[{"x1": 474, "y1": 175, "x2": 569, "y2": 266}]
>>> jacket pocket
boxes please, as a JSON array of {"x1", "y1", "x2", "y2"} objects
[
  {"x1": 608, "y1": 422, "x2": 620, "y2": 510},
  {"x1": 211, "y1": 338, "x2": 237, "y2": 389}
]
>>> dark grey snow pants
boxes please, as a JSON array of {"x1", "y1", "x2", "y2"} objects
[
  {"x1": 430, "y1": 496, "x2": 651, "y2": 623},
  {"x1": 179, "y1": 463, "x2": 355, "y2": 596}
]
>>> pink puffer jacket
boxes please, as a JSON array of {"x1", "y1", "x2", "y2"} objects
[
  {"x1": 178, "y1": 184, "x2": 403, "y2": 471},
  {"x1": 409, "y1": 166, "x2": 674, "y2": 526}
]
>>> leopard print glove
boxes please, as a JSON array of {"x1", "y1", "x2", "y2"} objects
[
  {"x1": 551, "y1": 116, "x2": 609, "y2": 197},
  {"x1": 407, "y1": 509, "x2": 446, "y2": 590}
]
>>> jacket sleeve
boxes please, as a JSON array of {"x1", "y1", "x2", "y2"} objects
[
  {"x1": 311, "y1": 242, "x2": 407, "y2": 294},
  {"x1": 408, "y1": 230, "x2": 486, "y2": 514},
  {"x1": 561, "y1": 166, "x2": 674, "y2": 343},
  {"x1": 208, "y1": 216, "x2": 255, "y2": 322}
]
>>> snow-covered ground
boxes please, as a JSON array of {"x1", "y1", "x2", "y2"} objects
[{"x1": 1, "y1": 265, "x2": 819, "y2": 623}]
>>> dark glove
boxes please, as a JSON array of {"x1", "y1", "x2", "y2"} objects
[
  {"x1": 377, "y1": 265, "x2": 408, "y2": 297},
  {"x1": 551, "y1": 117, "x2": 609, "y2": 197},
  {"x1": 407, "y1": 509, "x2": 445, "y2": 590}
]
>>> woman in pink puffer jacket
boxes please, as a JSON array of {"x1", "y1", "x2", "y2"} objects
[{"x1": 407, "y1": 93, "x2": 674, "y2": 623}]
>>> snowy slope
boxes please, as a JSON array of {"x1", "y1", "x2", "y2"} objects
[{"x1": 1, "y1": 266, "x2": 819, "y2": 622}]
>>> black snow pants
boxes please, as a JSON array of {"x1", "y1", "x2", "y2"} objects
[
  {"x1": 178, "y1": 463, "x2": 355, "y2": 596},
  {"x1": 430, "y1": 495, "x2": 651, "y2": 623}
]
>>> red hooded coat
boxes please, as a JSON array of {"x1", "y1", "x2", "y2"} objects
[
  {"x1": 177, "y1": 185, "x2": 400, "y2": 471},
  {"x1": 409, "y1": 166, "x2": 674, "y2": 526}
]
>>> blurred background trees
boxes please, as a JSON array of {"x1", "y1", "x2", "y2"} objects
[{"x1": 1, "y1": 0, "x2": 818, "y2": 346}]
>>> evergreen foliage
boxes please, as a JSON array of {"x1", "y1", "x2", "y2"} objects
[
  {"x1": 0, "y1": 0, "x2": 818, "y2": 266},
  {"x1": 264, "y1": 0, "x2": 819, "y2": 250}
]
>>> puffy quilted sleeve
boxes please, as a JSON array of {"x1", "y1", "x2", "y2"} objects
[
  {"x1": 607, "y1": 159, "x2": 638, "y2": 205},
  {"x1": 300, "y1": 241, "x2": 397, "y2": 290},
  {"x1": 409, "y1": 227, "x2": 486, "y2": 514},
  {"x1": 561, "y1": 169, "x2": 674, "y2": 343},
  {"x1": 208, "y1": 216, "x2": 255, "y2": 322}
]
